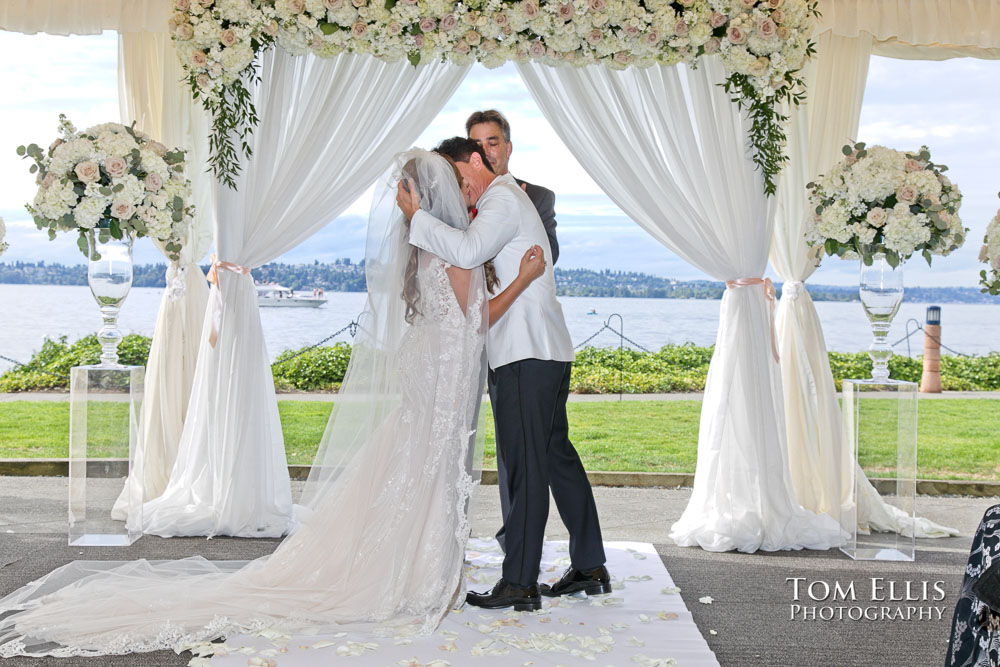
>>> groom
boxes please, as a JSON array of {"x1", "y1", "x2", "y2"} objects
[{"x1": 396, "y1": 137, "x2": 608, "y2": 611}]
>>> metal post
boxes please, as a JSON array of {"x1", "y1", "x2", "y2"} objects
[
  {"x1": 920, "y1": 306, "x2": 942, "y2": 393},
  {"x1": 606, "y1": 313, "x2": 623, "y2": 402}
]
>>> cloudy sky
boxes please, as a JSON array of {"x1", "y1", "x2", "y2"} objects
[{"x1": 1, "y1": 31, "x2": 998, "y2": 286}]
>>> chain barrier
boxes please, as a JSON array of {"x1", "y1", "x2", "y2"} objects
[
  {"x1": 270, "y1": 320, "x2": 359, "y2": 368},
  {"x1": 573, "y1": 323, "x2": 652, "y2": 353},
  {"x1": 0, "y1": 353, "x2": 71, "y2": 381},
  {"x1": 890, "y1": 318, "x2": 967, "y2": 357}
]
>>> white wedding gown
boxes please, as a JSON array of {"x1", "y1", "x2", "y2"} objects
[{"x1": 0, "y1": 150, "x2": 489, "y2": 658}]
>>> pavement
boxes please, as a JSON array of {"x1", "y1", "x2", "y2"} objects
[{"x1": 0, "y1": 476, "x2": 996, "y2": 666}]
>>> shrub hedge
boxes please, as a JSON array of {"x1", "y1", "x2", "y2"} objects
[{"x1": 3, "y1": 335, "x2": 1000, "y2": 393}]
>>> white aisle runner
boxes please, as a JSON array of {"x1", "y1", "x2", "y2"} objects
[{"x1": 205, "y1": 540, "x2": 719, "y2": 666}]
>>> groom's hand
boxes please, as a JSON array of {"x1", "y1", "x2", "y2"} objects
[{"x1": 396, "y1": 180, "x2": 420, "y2": 221}]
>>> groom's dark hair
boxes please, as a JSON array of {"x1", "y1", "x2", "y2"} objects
[{"x1": 433, "y1": 137, "x2": 494, "y2": 174}]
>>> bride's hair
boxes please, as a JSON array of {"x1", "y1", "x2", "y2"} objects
[{"x1": 402, "y1": 154, "x2": 499, "y2": 325}]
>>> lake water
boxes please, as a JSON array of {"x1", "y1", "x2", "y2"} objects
[{"x1": 2, "y1": 284, "x2": 999, "y2": 371}]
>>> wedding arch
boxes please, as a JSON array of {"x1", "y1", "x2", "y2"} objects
[{"x1": 3, "y1": 0, "x2": 998, "y2": 548}]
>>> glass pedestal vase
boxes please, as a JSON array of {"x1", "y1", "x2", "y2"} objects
[
  {"x1": 859, "y1": 253, "x2": 904, "y2": 382},
  {"x1": 87, "y1": 229, "x2": 134, "y2": 367},
  {"x1": 839, "y1": 379, "x2": 918, "y2": 562},
  {"x1": 69, "y1": 365, "x2": 144, "y2": 546}
]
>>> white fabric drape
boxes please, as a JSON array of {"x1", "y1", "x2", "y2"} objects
[
  {"x1": 138, "y1": 49, "x2": 470, "y2": 537},
  {"x1": 518, "y1": 57, "x2": 841, "y2": 553},
  {"x1": 774, "y1": 30, "x2": 959, "y2": 539},
  {"x1": 816, "y1": 0, "x2": 1000, "y2": 48},
  {"x1": 0, "y1": 0, "x2": 168, "y2": 35},
  {"x1": 111, "y1": 31, "x2": 214, "y2": 518},
  {"x1": 771, "y1": 31, "x2": 872, "y2": 519}
]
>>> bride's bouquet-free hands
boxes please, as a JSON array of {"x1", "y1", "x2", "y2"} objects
[
  {"x1": 17, "y1": 115, "x2": 195, "y2": 262},
  {"x1": 805, "y1": 142, "x2": 966, "y2": 268}
]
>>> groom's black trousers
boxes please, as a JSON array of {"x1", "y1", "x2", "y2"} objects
[{"x1": 488, "y1": 358, "x2": 606, "y2": 587}]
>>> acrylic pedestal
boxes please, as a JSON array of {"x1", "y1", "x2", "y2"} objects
[
  {"x1": 68, "y1": 365, "x2": 144, "y2": 546},
  {"x1": 840, "y1": 379, "x2": 917, "y2": 561}
]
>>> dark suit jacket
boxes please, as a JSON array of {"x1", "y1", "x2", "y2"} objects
[{"x1": 514, "y1": 177, "x2": 559, "y2": 265}]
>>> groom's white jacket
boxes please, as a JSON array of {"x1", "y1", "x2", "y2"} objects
[{"x1": 409, "y1": 173, "x2": 575, "y2": 370}]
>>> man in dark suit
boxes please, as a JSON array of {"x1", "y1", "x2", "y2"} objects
[
  {"x1": 466, "y1": 110, "x2": 559, "y2": 265},
  {"x1": 467, "y1": 110, "x2": 567, "y2": 560}
]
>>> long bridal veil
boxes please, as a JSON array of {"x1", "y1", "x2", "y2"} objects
[{"x1": 0, "y1": 149, "x2": 489, "y2": 658}]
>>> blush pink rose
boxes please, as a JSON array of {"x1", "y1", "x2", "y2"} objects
[
  {"x1": 289, "y1": 0, "x2": 306, "y2": 13},
  {"x1": 588, "y1": 0, "x2": 606, "y2": 11},
  {"x1": 557, "y1": 3, "x2": 574, "y2": 20},
  {"x1": 710, "y1": 11, "x2": 727, "y2": 28},
  {"x1": 145, "y1": 172, "x2": 164, "y2": 192},
  {"x1": 220, "y1": 28, "x2": 237, "y2": 47},
  {"x1": 351, "y1": 21, "x2": 368, "y2": 37},
  {"x1": 420, "y1": 18, "x2": 436, "y2": 31},
  {"x1": 726, "y1": 25, "x2": 746, "y2": 44},
  {"x1": 464, "y1": 29, "x2": 481, "y2": 46},
  {"x1": 866, "y1": 207, "x2": 888, "y2": 227},
  {"x1": 776, "y1": 25, "x2": 790, "y2": 39},
  {"x1": 528, "y1": 40, "x2": 546, "y2": 58},
  {"x1": 771, "y1": 9, "x2": 784, "y2": 22},
  {"x1": 455, "y1": 40, "x2": 471, "y2": 55},
  {"x1": 624, "y1": 23, "x2": 640, "y2": 38},
  {"x1": 586, "y1": 28, "x2": 603, "y2": 44},
  {"x1": 111, "y1": 201, "x2": 136, "y2": 220},
  {"x1": 766, "y1": 0, "x2": 783, "y2": 8},
  {"x1": 148, "y1": 140, "x2": 168, "y2": 156},
  {"x1": 704, "y1": 37, "x2": 721, "y2": 53},
  {"x1": 105, "y1": 157, "x2": 128, "y2": 178},
  {"x1": 441, "y1": 14, "x2": 458, "y2": 30},
  {"x1": 756, "y1": 17, "x2": 776, "y2": 38},
  {"x1": 175, "y1": 23, "x2": 194, "y2": 40},
  {"x1": 522, "y1": 1, "x2": 539, "y2": 18},
  {"x1": 197, "y1": 73, "x2": 211, "y2": 88},
  {"x1": 325, "y1": 0, "x2": 342, "y2": 8},
  {"x1": 387, "y1": 21, "x2": 403, "y2": 35},
  {"x1": 190, "y1": 50, "x2": 208, "y2": 67},
  {"x1": 905, "y1": 158, "x2": 924, "y2": 172},
  {"x1": 42, "y1": 173, "x2": 57, "y2": 187},
  {"x1": 74, "y1": 161, "x2": 100, "y2": 183},
  {"x1": 614, "y1": 51, "x2": 631, "y2": 64},
  {"x1": 414, "y1": 33, "x2": 425, "y2": 47},
  {"x1": 749, "y1": 56, "x2": 769, "y2": 76},
  {"x1": 264, "y1": 20, "x2": 279, "y2": 36},
  {"x1": 351, "y1": 0, "x2": 366, "y2": 8},
  {"x1": 644, "y1": 30, "x2": 659, "y2": 45},
  {"x1": 896, "y1": 184, "x2": 918, "y2": 203},
  {"x1": 493, "y1": 11, "x2": 507, "y2": 25},
  {"x1": 674, "y1": 19, "x2": 689, "y2": 36},
  {"x1": 738, "y1": 0, "x2": 756, "y2": 7},
  {"x1": 175, "y1": 0, "x2": 191, "y2": 9}
]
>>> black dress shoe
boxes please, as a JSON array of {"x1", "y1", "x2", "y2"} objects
[
  {"x1": 466, "y1": 578, "x2": 541, "y2": 611},
  {"x1": 539, "y1": 565, "x2": 612, "y2": 597}
]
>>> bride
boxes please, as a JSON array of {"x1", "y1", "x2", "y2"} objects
[{"x1": 0, "y1": 149, "x2": 547, "y2": 657}]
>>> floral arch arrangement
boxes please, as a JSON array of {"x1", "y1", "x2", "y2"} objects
[{"x1": 171, "y1": 0, "x2": 818, "y2": 192}]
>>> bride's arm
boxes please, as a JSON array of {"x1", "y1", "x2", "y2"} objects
[
  {"x1": 445, "y1": 265, "x2": 472, "y2": 314},
  {"x1": 488, "y1": 245, "x2": 545, "y2": 327}
]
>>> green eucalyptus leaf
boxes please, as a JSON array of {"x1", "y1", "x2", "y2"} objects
[
  {"x1": 320, "y1": 22, "x2": 338, "y2": 35},
  {"x1": 112, "y1": 183, "x2": 124, "y2": 193},
  {"x1": 16, "y1": 145, "x2": 25, "y2": 156}
]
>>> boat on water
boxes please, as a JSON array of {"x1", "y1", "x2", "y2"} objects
[{"x1": 256, "y1": 283, "x2": 327, "y2": 308}]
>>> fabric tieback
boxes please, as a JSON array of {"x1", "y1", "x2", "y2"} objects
[
  {"x1": 725, "y1": 277, "x2": 780, "y2": 363},
  {"x1": 782, "y1": 280, "x2": 806, "y2": 301},
  {"x1": 206, "y1": 253, "x2": 252, "y2": 348}
]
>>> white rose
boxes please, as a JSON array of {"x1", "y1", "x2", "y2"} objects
[
  {"x1": 74, "y1": 161, "x2": 100, "y2": 183},
  {"x1": 105, "y1": 156, "x2": 129, "y2": 178},
  {"x1": 110, "y1": 199, "x2": 136, "y2": 221},
  {"x1": 866, "y1": 207, "x2": 888, "y2": 227}
]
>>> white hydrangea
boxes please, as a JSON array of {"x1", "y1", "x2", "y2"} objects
[
  {"x1": 34, "y1": 179, "x2": 79, "y2": 219},
  {"x1": 0, "y1": 216, "x2": 8, "y2": 256},
  {"x1": 73, "y1": 195, "x2": 108, "y2": 229},
  {"x1": 95, "y1": 130, "x2": 139, "y2": 158}
]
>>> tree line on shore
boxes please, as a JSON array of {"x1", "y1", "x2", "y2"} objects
[{"x1": 1, "y1": 260, "x2": 997, "y2": 303}]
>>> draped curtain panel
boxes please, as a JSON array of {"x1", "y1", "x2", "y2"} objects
[
  {"x1": 112, "y1": 31, "x2": 215, "y2": 518},
  {"x1": 770, "y1": 31, "x2": 872, "y2": 520},
  {"x1": 137, "y1": 49, "x2": 470, "y2": 538},
  {"x1": 816, "y1": 0, "x2": 1000, "y2": 48},
  {"x1": 518, "y1": 57, "x2": 841, "y2": 553},
  {"x1": 0, "y1": 0, "x2": 168, "y2": 34}
]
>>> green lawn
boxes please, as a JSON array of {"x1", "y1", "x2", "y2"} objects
[{"x1": 1, "y1": 399, "x2": 998, "y2": 481}]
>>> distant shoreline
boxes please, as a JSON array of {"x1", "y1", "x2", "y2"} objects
[{"x1": 2, "y1": 261, "x2": 999, "y2": 304}]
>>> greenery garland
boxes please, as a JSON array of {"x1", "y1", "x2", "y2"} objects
[{"x1": 172, "y1": 0, "x2": 819, "y2": 193}]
